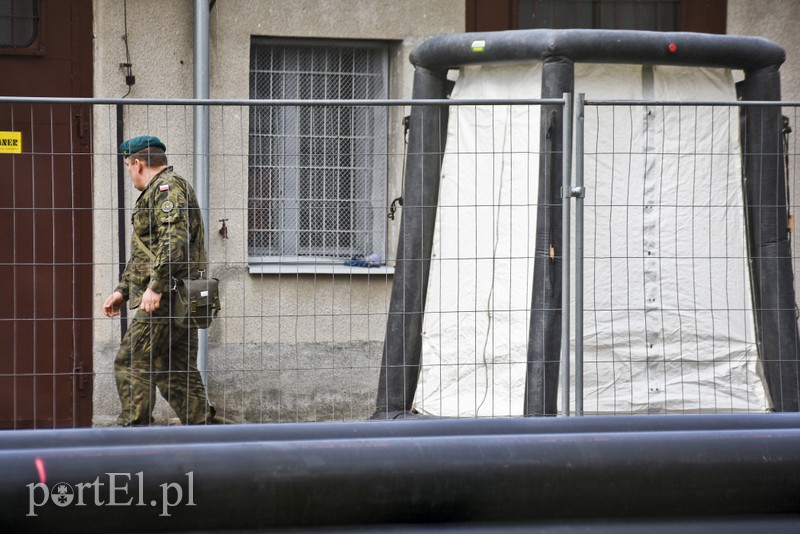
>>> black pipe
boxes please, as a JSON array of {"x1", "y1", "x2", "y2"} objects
[
  {"x1": 375, "y1": 66, "x2": 449, "y2": 417},
  {"x1": 115, "y1": 104, "x2": 128, "y2": 337},
  {"x1": 2, "y1": 413, "x2": 800, "y2": 450},
  {"x1": 741, "y1": 66, "x2": 800, "y2": 411},
  {"x1": 3, "y1": 426, "x2": 799, "y2": 531}
]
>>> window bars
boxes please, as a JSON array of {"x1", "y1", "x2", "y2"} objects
[{"x1": 248, "y1": 40, "x2": 389, "y2": 264}]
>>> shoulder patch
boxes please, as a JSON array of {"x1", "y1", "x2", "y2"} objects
[
  {"x1": 159, "y1": 183, "x2": 170, "y2": 191},
  {"x1": 160, "y1": 199, "x2": 175, "y2": 213}
]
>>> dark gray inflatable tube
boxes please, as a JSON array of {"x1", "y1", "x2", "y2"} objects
[
  {"x1": 525, "y1": 58, "x2": 573, "y2": 416},
  {"x1": 409, "y1": 29, "x2": 785, "y2": 73},
  {"x1": 741, "y1": 66, "x2": 800, "y2": 411},
  {"x1": 375, "y1": 67, "x2": 449, "y2": 416}
]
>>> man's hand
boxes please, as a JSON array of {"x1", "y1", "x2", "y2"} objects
[
  {"x1": 103, "y1": 291, "x2": 125, "y2": 317},
  {"x1": 140, "y1": 287, "x2": 163, "y2": 313}
]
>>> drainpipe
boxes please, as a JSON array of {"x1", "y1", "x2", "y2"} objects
[
  {"x1": 116, "y1": 105, "x2": 128, "y2": 340},
  {"x1": 194, "y1": 0, "x2": 211, "y2": 384}
]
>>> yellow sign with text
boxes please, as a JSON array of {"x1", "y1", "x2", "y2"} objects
[{"x1": 0, "y1": 131, "x2": 22, "y2": 154}]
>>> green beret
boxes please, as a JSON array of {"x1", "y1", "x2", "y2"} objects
[{"x1": 119, "y1": 135, "x2": 166, "y2": 156}]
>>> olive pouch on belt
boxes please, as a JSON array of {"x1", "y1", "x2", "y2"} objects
[
  {"x1": 132, "y1": 230, "x2": 221, "y2": 329},
  {"x1": 172, "y1": 277, "x2": 221, "y2": 329}
]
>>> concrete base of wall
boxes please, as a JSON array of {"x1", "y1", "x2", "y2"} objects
[{"x1": 93, "y1": 341, "x2": 383, "y2": 426}]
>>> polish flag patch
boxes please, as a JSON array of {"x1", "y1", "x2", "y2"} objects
[{"x1": 159, "y1": 183, "x2": 170, "y2": 191}]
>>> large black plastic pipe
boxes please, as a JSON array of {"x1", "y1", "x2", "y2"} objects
[
  {"x1": 3, "y1": 424, "x2": 799, "y2": 532},
  {"x1": 741, "y1": 67, "x2": 800, "y2": 411},
  {"x1": 4, "y1": 413, "x2": 800, "y2": 450},
  {"x1": 375, "y1": 67, "x2": 449, "y2": 416},
  {"x1": 379, "y1": 29, "x2": 797, "y2": 415}
]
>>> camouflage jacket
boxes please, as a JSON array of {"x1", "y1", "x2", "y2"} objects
[{"x1": 115, "y1": 167, "x2": 207, "y2": 316}]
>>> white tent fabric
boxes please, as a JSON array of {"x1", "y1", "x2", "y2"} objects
[
  {"x1": 414, "y1": 62, "x2": 769, "y2": 416},
  {"x1": 415, "y1": 63, "x2": 542, "y2": 417}
]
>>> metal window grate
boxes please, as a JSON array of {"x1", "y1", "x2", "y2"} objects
[{"x1": 248, "y1": 40, "x2": 388, "y2": 262}]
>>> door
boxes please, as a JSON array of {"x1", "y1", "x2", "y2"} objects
[{"x1": 0, "y1": 0, "x2": 93, "y2": 428}]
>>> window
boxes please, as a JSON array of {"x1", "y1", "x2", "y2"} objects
[
  {"x1": 467, "y1": 0, "x2": 727, "y2": 34},
  {"x1": 248, "y1": 39, "x2": 389, "y2": 268},
  {"x1": 0, "y1": 0, "x2": 41, "y2": 50},
  {"x1": 520, "y1": 0, "x2": 679, "y2": 31}
]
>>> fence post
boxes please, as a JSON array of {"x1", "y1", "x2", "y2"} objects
[
  {"x1": 574, "y1": 93, "x2": 586, "y2": 416},
  {"x1": 560, "y1": 92, "x2": 573, "y2": 416}
]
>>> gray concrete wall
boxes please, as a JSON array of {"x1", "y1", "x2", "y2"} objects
[
  {"x1": 91, "y1": 0, "x2": 464, "y2": 425},
  {"x1": 728, "y1": 0, "x2": 800, "y2": 100}
]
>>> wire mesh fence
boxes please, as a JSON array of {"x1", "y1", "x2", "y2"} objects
[
  {"x1": 579, "y1": 99, "x2": 762, "y2": 414},
  {"x1": 580, "y1": 98, "x2": 800, "y2": 415},
  {"x1": 1, "y1": 95, "x2": 799, "y2": 429}
]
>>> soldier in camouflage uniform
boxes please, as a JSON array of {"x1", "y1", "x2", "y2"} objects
[{"x1": 103, "y1": 135, "x2": 224, "y2": 425}]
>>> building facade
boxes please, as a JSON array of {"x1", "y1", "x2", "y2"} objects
[{"x1": 3, "y1": 0, "x2": 800, "y2": 426}]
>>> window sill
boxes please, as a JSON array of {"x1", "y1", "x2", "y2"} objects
[{"x1": 248, "y1": 262, "x2": 395, "y2": 276}]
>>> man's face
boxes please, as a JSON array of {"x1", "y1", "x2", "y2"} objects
[{"x1": 124, "y1": 156, "x2": 147, "y2": 191}]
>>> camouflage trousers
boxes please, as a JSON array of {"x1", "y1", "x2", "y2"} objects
[{"x1": 114, "y1": 317, "x2": 216, "y2": 425}]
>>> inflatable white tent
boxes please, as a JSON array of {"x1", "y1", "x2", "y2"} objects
[
  {"x1": 375, "y1": 30, "x2": 798, "y2": 419},
  {"x1": 414, "y1": 62, "x2": 768, "y2": 416}
]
